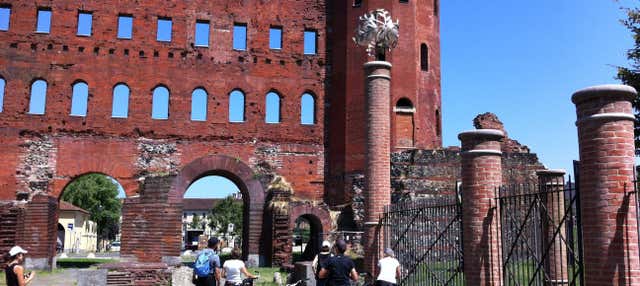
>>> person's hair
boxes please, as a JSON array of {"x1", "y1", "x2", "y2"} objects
[
  {"x1": 230, "y1": 248, "x2": 242, "y2": 259},
  {"x1": 208, "y1": 237, "x2": 219, "y2": 248},
  {"x1": 321, "y1": 245, "x2": 330, "y2": 251},
  {"x1": 335, "y1": 239, "x2": 347, "y2": 254}
]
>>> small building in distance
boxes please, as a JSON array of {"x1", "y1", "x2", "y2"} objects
[{"x1": 57, "y1": 201, "x2": 97, "y2": 254}]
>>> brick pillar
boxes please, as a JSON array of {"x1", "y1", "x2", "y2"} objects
[
  {"x1": 572, "y1": 84, "x2": 640, "y2": 285},
  {"x1": 537, "y1": 169, "x2": 568, "y2": 285},
  {"x1": 363, "y1": 61, "x2": 392, "y2": 275},
  {"x1": 16, "y1": 194, "x2": 58, "y2": 270},
  {"x1": 459, "y1": 129, "x2": 503, "y2": 286}
]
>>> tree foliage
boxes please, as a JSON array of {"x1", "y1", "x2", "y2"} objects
[
  {"x1": 190, "y1": 214, "x2": 203, "y2": 229},
  {"x1": 61, "y1": 174, "x2": 122, "y2": 242},
  {"x1": 208, "y1": 196, "x2": 243, "y2": 236},
  {"x1": 617, "y1": 5, "x2": 640, "y2": 155}
]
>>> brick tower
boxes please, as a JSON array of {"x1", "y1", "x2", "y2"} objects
[{"x1": 327, "y1": 0, "x2": 442, "y2": 205}]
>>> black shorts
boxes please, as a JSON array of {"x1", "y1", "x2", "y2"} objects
[
  {"x1": 194, "y1": 274, "x2": 216, "y2": 286},
  {"x1": 375, "y1": 280, "x2": 396, "y2": 286}
]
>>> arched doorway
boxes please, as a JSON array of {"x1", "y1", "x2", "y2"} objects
[
  {"x1": 58, "y1": 173, "x2": 126, "y2": 254},
  {"x1": 171, "y1": 155, "x2": 266, "y2": 266},
  {"x1": 289, "y1": 205, "x2": 332, "y2": 263},
  {"x1": 182, "y1": 175, "x2": 243, "y2": 255},
  {"x1": 292, "y1": 215, "x2": 324, "y2": 262}
]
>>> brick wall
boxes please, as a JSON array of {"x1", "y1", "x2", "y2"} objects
[{"x1": 0, "y1": 201, "x2": 24, "y2": 268}]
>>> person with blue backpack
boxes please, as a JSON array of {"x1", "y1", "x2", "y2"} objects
[{"x1": 193, "y1": 237, "x2": 222, "y2": 286}]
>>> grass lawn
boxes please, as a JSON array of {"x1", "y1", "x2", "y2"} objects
[{"x1": 56, "y1": 258, "x2": 118, "y2": 268}]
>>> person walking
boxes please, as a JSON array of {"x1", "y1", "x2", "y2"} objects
[
  {"x1": 4, "y1": 246, "x2": 35, "y2": 286},
  {"x1": 375, "y1": 248, "x2": 400, "y2": 286},
  {"x1": 312, "y1": 241, "x2": 333, "y2": 286},
  {"x1": 193, "y1": 237, "x2": 222, "y2": 286},
  {"x1": 318, "y1": 239, "x2": 358, "y2": 286},
  {"x1": 221, "y1": 249, "x2": 257, "y2": 286}
]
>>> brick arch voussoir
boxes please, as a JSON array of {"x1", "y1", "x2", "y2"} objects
[
  {"x1": 169, "y1": 154, "x2": 265, "y2": 205},
  {"x1": 289, "y1": 205, "x2": 332, "y2": 234}
]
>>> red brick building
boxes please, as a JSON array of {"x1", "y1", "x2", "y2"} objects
[{"x1": 0, "y1": 0, "x2": 541, "y2": 269}]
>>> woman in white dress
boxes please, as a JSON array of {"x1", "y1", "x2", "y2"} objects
[{"x1": 221, "y1": 249, "x2": 257, "y2": 286}]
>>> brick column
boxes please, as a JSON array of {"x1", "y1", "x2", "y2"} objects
[
  {"x1": 16, "y1": 195, "x2": 58, "y2": 270},
  {"x1": 572, "y1": 84, "x2": 640, "y2": 285},
  {"x1": 459, "y1": 129, "x2": 503, "y2": 286},
  {"x1": 537, "y1": 169, "x2": 568, "y2": 285},
  {"x1": 363, "y1": 61, "x2": 392, "y2": 275}
]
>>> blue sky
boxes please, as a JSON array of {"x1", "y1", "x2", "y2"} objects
[{"x1": 441, "y1": 0, "x2": 636, "y2": 177}]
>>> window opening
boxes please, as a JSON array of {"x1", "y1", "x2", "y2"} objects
[
  {"x1": 420, "y1": 44, "x2": 429, "y2": 71},
  {"x1": 269, "y1": 27, "x2": 282, "y2": 50},
  {"x1": 70, "y1": 82, "x2": 89, "y2": 116},
  {"x1": 0, "y1": 6, "x2": 10, "y2": 31},
  {"x1": 300, "y1": 93, "x2": 315, "y2": 125},
  {"x1": 118, "y1": 15, "x2": 133, "y2": 39},
  {"x1": 157, "y1": 17, "x2": 172, "y2": 42},
  {"x1": 195, "y1": 20, "x2": 210, "y2": 47},
  {"x1": 77, "y1": 11, "x2": 92, "y2": 36},
  {"x1": 304, "y1": 30, "x2": 317, "y2": 55},
  {"x1": 265, "y1": 92, "x2": 281, "y2": 123},
  {"x1": 36, "y1": 8, "x2": 52, "y2": 33},
  {"x1": 233, "y1": 23, "x2": 247, "y2": 51},
  {"x1": 0, "y1": 78, "x2": 4, "y2": 112},
  {"x1": 191, "y1": 88, "x2": 208, "y2": 121},
  {"x1": 229, "y1": 90, "x2": 245, "y2": 122},
  {"x1": 29, "y1": 80, "x2": 47, "y2": 114},
  {"x1": 112, "y1": 84, "x2": 130, "y2": 118},
  {"x1": 152, "y1": 86, "x2": 170, "y2": 119}
]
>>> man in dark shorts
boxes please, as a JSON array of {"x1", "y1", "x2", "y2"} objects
[{"x1": 319, "y1": 239, "x2": 359, "y2": 286}]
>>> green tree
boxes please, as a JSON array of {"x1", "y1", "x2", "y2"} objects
[
  {"x1": 190, "y1": 213, "x2": 203, "y2": 229},
  {"x1": 617, "y1": 5, "x2": 640, "y2": 155},
  {"x1": 61, "y1": 174, "x2": 122, "y2": 248},
  {"x1": 208, "y1": 196, "x2": 243, "y2": 236}
]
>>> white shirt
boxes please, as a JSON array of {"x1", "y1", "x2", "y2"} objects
[
  {"x1": 377, "y1": 257, "x2": 400, "y2": 284},
  {"x1": 223, "y1": 259, "x2": 245, "y2": 284}
]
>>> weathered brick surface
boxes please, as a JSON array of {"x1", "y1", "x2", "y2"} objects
[
  {"x1": 362, "y1": 62, "x2": 392, "y2": 275},
  {"x1": 326, "y1": 0, "x2": 442, "y2": 205},
  {"x1": 459, "y1": 130, "x2": 503, "y2": 286},
  {"x1": 572, "y1": 85, "x2": 640, "y2": 285},
  {"x1": 0, "y1": 0, "x2": 329, "y2": 268}
]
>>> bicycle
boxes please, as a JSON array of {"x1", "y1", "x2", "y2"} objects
[
  {"x1": 285, "y1": 279, "x2": 307, "y2": 286},
  {"x1": 355, "y1": 272, "x2": 374, "y2": 286}
]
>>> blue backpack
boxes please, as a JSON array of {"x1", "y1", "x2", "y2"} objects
[{"x1": 194, "y1": 250, "x2": 213, "y2": 277}]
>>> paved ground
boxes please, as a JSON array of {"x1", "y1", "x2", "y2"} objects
[{"x1": 30, "y1": 268, "x2": 79, "y2": 286}]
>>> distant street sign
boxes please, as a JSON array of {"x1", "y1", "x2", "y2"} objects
[{"x1": 68, "y1": 223, "x2": 74, "y2": 230}]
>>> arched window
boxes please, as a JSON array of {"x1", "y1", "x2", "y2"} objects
[
  {"x1": 191, "y1": 88, "x2": 208, "y2": 121},
  {"x1": 420, "y1": 44, "x2": 428, "y2": 71},
  {"x1": 300, "y1": 93, "x2": 315, "y2": 125},
  {"x1": 112, "y1": 84, "x2": 130, "y2": 118},
  {"x1": 0, "y1": 77, "x2": 5, "y2": 112},
  {"x1": 396, "y1": 98, "x2": 414, "y2": 110},
  {"x1": 70, "y1": 81, "x2": 89, "y2": 116},
  {"x1": 152, "y1": 85, "x2": 169, "y2": 119},
  {"x1": 29, "y1": 79, "x2": 47, "y2": 114},
  {"x1": 265, "y1": 91, "x2": 281, "y2": 123},
  {"x1": 229, "y1": 90, "x2": 245, "y2": 122}
]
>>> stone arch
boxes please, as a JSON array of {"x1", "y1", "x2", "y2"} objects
[
  {"x1": 170, "y1": 155, "x2": 265, "y2": 265},
  {"x1": 289, "y1": 204, "x2": 332, "y2": 261}
]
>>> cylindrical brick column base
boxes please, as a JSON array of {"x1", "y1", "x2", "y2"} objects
[
  {"x1": 537, "y1": 169, "x2": 568, "y2": 285},
  {"x1": 572, "y1": 84, "x2": 640, "y2": 285},
  {"x1": 363, "y1": 61, "x2": 392, "y2": 276},
  {"x1": 459, "y1": 129, "x2": 504, "y2": 286}
]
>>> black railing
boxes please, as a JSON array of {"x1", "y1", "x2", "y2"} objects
[
  {"x1": 382, "y1": 195, "x2": 464, "y2": 286},
  {"x1": 497, "y1": 177, "x2": 583, "y2": 286}
]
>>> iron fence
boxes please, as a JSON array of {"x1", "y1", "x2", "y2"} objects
[
  {"x1": 497, "y1": 175, "x2": 583, "y2": 286},
  {"x1": 382, "y1": 195, "x2": 464, "y2": 286}
]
